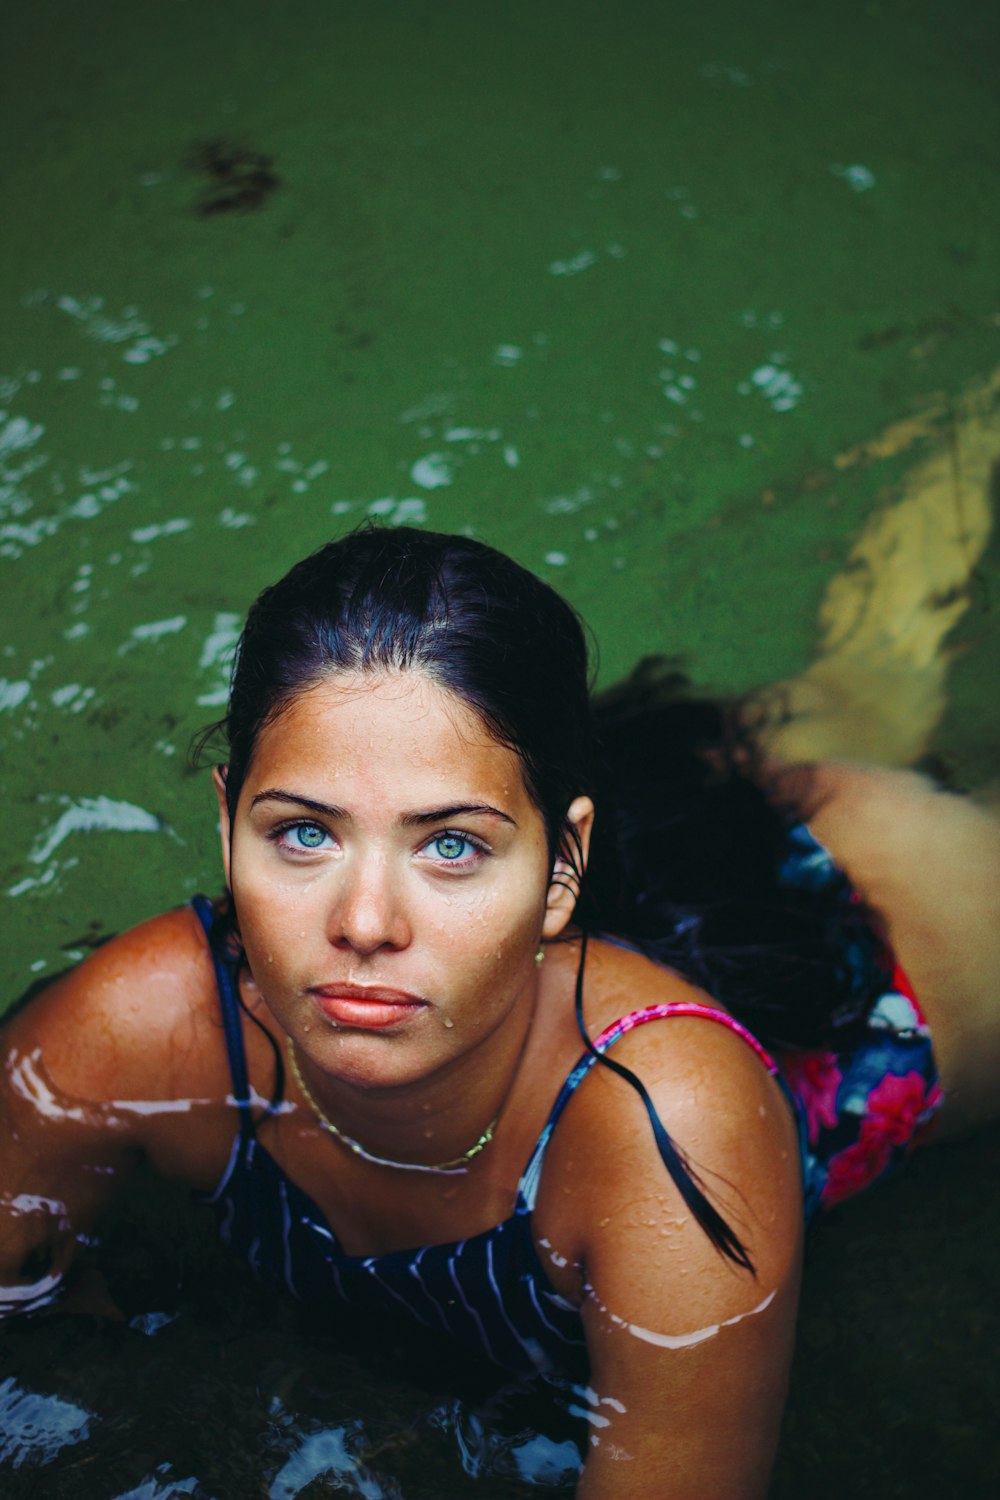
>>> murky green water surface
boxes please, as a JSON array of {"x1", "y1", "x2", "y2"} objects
[{"x1": 2, "y1": 1, "x2": 998, "y2": 1494}]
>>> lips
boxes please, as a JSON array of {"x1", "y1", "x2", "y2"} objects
[{"x1": 308, "y1": 984, "x2": 427, "y2": 1031}]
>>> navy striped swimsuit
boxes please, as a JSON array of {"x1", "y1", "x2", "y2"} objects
[
  {"x1": 191, "y1": 826, "x2": 941, "y2": 1377},
  {"x1": 190, "y1": 897, "x2": 777, "y2": 1377}
]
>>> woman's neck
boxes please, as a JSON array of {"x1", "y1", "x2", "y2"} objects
[{"x1": 286, "y1": 979, "x2": 543, "y2": 1174}]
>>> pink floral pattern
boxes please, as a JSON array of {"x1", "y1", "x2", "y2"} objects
[
  {"x1": 820, "y1": 1127, "x2": 893, "y2": 1207},
  {"x1": 814, "y1": 1067, "x2": 942, "y2": 1210},
  {"x1": 779, "y1": 1051, "x2": 843, "y2": 1145},
  {"x1": 865, "y1": 1070, "x2": 942, "y2": 1147},
  {"x1": 776, "y1": 824, "x2": 942, "y2": 1217}
]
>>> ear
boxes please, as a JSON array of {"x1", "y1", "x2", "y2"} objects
[
  {"x1": 213, "y1": 766, "x2": 233, "y2": 890},
  {"x1": 542, "y1": 795, "x2": 595, "y2": 939}
]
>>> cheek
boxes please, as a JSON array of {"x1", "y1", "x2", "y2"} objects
[
  {"x1": 230, "y1": 872, "x2": 315, "y2": 981},
  {"x1": 232, "y1": 843, "x2": 328, "y2": 920},
  {"x1": 438, "y1": 882, "x2": 547, "y2": 969}
]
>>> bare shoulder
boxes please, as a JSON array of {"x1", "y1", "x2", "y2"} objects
[
  {"x1": 2, "y1": 903, "x2": 223, "y2": 1105},
  {"x1": 575, "y1": 933, "x2": 782, "y2": 1104},
  {"x1": 539, "y1": 938, "x2": 801, "y2": 1294},
  {"x1": 580, "y1": 953, "x2": 797, "y2": 1236}
]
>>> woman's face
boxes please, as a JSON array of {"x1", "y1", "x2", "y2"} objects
[{"x1": 218, "y1": 670, "x2": 590, "y2": 1090}]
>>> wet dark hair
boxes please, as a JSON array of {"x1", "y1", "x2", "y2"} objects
[
  {"x1": 202, "y1": 523, "x2": 886, "y2": 1273},
  {"x1": 219, "y1": 524, "x2": 596, "y2": 865}
]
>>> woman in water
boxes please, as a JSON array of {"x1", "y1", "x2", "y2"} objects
[{"x1": 2, "y1": 525, "x2": 998, "y2": 1498}]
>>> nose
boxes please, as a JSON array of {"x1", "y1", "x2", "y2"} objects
[{"x1": 327, "y1": 847, "x2": 411, "y2": 956}]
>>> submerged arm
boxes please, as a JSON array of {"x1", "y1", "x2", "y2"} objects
[
  {"x1": 0, "y1": 907, "x2": 220, "y2": 1318},
  {"x1": 0, "y1": 1011, "x2": 141, "y2": 1316}
]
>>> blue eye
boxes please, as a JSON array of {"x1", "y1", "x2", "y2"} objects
[
  {"x1": 431, "y1": 834, "x2": 473, "y2": 861},
  {"x1": 422, "y1": 832, "x2": 489, "y2": 868},
  {"x1": 291, "y1": 823, "x2": 327, "y2": 849}
]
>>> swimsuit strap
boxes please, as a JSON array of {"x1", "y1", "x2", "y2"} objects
[
  {"x1": 517, "y1": 1002, "x2": 778, "y2": 1211},
  {"x1": 190, "y1": 894, "x2": 255, "y2": 1137}
]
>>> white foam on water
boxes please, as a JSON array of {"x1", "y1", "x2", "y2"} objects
[
  {"x1": 0, "y1": 1377, "x2": 92, "y2": 1466},
  {"x1": 367, "y1": 497, "x2": 428, "y2": 525},
  {"x1": 739, "y1": 355, "x2": 803, "y2": 413},
  {"x1": 443, "y1": 426, "x2": 500, "y2": 443},
  {"x1": 831, "y1": 162, "x2": 876, "y2": 192},
  {"x1": 0, "y1": 415, "x2": 44, "y2": 458},
  {"x1": 549, "y1": 249, "x2": 597, "y2": 277},
  {"x1": 119, "y1": 616, "x2": 187, "y2": 653},
  {"x1": 130, "y1": 518, "x2": 191, "y2": 544},
  {"x1": 543, "y1": 487, "x2": 593, "y2": 516},
  {"x1": 49, "y1": 683, "x2": 89, "y2": 709},
  {"x1": 218, "y1": 506, "x2": 255, "y2": 528},
  {"x1": 410, "y1": 453, "x2": 453, "y2": 489},
  {"x1": 268, "y1": 1426, "x2": 389, "y2": 1500},
  {"x1": 25, "y1": 795, "x2": 163, "y2": 866},
  {"x1": 197, "y1": 612, "x2": 241, "y2": 706},
  {"x1": 0, "y1": 679, "x2": 30, "y2": 712}
]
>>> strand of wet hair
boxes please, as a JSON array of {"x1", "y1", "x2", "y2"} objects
[
  {"x1": 572, "y1": 926, "x2": 755, "y2": 1274},
  {"x1": 209, "y1": 895, "x2": 287, "y2": 1114}
]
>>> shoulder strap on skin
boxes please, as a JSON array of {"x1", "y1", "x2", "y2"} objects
[
  {"x1": 190, "y1": 895, "x2": 255, "y2": 1135},
  {"x1": 591, "y1": 1001, "x2": 779, "y2": 1072},
  {"x1": 517, "y1": 999, "x2": 778, "y2": 1214}
]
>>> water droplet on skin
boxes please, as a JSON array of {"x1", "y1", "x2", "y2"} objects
[
  {"x1": 442, "y1": 1017, "x2": 455, "y2": 1029},
  {"x1": 302, "y1": 1024, "x2": 310, "y2": 1033}
]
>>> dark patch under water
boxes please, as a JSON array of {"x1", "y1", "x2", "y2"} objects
[
  {"x1": 0, "y1": 1174, "x2": 583, "y2": 1499},
  {"x1": 189, "y1": 140, "x2": 280, "y2": 216},
  {"x1": 2, "y1": 1126, "x2": 999, "y2": 1498}
]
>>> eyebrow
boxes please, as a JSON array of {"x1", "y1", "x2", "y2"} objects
[
  {"x1": 402, "y1": 802, "x2": 517, "y2": 828},
  {"x1": 249, "y1": 789, "x2": 517, "y2": 827}
]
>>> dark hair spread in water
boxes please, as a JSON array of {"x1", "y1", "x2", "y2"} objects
[{"x1": 199, "y1": 523, "x2": 888, "y2": 1271}]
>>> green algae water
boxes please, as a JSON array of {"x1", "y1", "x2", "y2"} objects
[{"x1": 2, "y1": 1, "x2": 998, "y2": 1494}]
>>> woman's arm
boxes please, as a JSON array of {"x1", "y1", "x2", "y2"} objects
[
  {"x1": 0, "y1": 907, "x2": 218, "y2": 1316},
  {"x1": 539, "y1": 1013, "x2": 803, "y2": 1499},
  {"x1": 0, "y1": 1054, "x2": 139, "y2": 1315}
]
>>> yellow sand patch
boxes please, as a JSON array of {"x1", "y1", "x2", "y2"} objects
[{"x1": 764, "y1": 371, "x2": 999, "y2": 766}]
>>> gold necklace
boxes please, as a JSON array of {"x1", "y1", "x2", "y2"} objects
[{"x1": 286, "y1": 1038, "x2": 499, "y2": 1174}]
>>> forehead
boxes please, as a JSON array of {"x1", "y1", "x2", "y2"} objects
[{"x1": 246, "y1": 670, "x2": 530, "y2": 808}]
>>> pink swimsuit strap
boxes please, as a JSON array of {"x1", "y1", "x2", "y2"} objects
[{"x1": 589, "y1": 1001, "x2": 780, "y2": 1076}]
